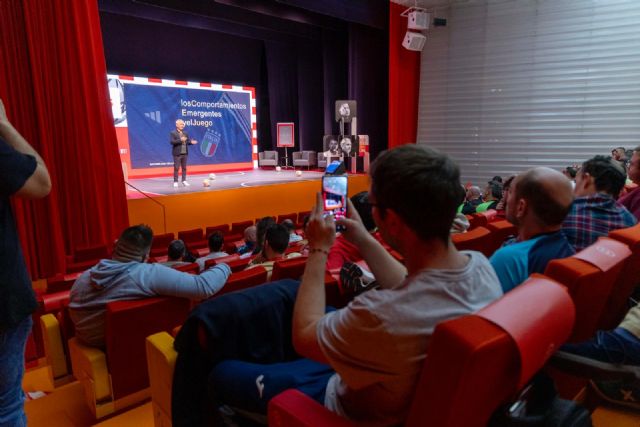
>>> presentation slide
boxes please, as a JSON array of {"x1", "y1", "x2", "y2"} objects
[{"x1": 108, "y1": 74, "x2": 257, "y2": 178}]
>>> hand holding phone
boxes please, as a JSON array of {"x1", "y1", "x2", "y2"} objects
[{"x1": 322, "y1": 175, "x2": 348, "y2": 231}]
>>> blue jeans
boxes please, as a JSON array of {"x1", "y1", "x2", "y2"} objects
[
  {"x1": 561, "y1": 327, "x2": 640, "y2": 365},
  {"x1": 0, "y1": 316, "x2": 32, "y2": 427}
]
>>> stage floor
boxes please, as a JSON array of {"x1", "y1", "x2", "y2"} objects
[{"x1": 126, "y1": 169, "x2": 331, "y2": 199}]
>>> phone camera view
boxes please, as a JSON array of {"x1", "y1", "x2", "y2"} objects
[{"x1": 322, "y1": 176, "x2": 348, "y2": 230}]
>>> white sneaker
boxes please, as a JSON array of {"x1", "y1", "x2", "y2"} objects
[
  {"x1": 183, "y1": 181, "x2": 190, "y2": 187},
  {"x1": 173, "y1": 182, "x2": 178, "y2": 188}
]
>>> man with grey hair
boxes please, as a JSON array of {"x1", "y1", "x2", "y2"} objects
[
  {"x1": 460, "y1": 185, "x2": 483, "y2": 214},
  {"x1": 170, "y1": 119, "x2": 197, "y2": 187},
  {"x1": 70, "y1": 225, "x2": 230, "y2": 347},
  {"x1": 490, "y1": 167, "x2": 575, "y2": 293}
]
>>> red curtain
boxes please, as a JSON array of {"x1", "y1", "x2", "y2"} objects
[
  {"x1": 388, "y1": 1, "x2": 421, "y2": 148},
  {"x1": 0, "y1": 0, "x2": 129, "y2": 279}
]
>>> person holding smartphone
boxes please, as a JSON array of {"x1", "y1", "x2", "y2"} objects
[
  {"x1": 170, "y1": 119, "x2": 197, "y2": 187},
  {"x1": 292, "y1": 145, "x2": 502, "y2": 425}
]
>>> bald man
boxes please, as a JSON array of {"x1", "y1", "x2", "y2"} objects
[
  {"x1": 490, "y1": 167, "x2": 575, "y2": 293},
  {"x1": 170, "y1": 119, "x2": 197, "y2": 187}
]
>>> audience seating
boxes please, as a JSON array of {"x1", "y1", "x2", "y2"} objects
[
  {"x1": 46, "y1": 274, "x2": 77, "y2": 293},
  {"x1": 173, "y1": 263, "x2": 199, "y2": 274},
  {"x1": 599, "y1": 223, "x2": 640, "y2": 329},
  {"x1": 277, "y1": 213, "x2": 298, "y2": 224},
  {"x1": 150, "y1": 232, "x2": 175, "y2": 258},
  {"x1": 229, "y1": 220, "x2": 253, "y2": 241},
  {"x1": 221, "y1": 257, "x2": 253, "y2": 273},
  {"x1": 296, "y1": 211, "x2": 311, "y2": 228},
  {"x1": 177, "y1": 228, "x2": 207, "y2": 250},
  {"x1": 544, "y1": 237, "x2": 631, "y2": 343},
  {"x1": 451, "y1": 226, "x2": 493, "y2": 257},
  {"x1": 258, "y1": 150, "x2": 278, "y2": 167},
  {"x1": 485, "y1": 219, "x2": 517, "y2": 255},
  {"x1": 204, "y1": 254, "x2": 240, "y2": 270},
  {"x1": 68, "y1": 297, "x2": 190, "y2": 418},
  {"x1": 205, "y1": 224, "x2": 230, "y2": 238},
  {"x1": 215, "y1": 266, "x2": 269, "y2": 297},
  {"x1": 268, "y1": 275, "x2": 575, "y2": 427},
  {"x1": 271, "y1": 257, "x2": 308, "y2": 281},
  {"x1": 66, "y1": 244, "x2": 110, "y2": 274},
  {"x1": 292, "y1": 150, "x2": 317, "y2": 170}
]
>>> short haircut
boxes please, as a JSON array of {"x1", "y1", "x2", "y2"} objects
[
  {"x1": 351, "y1": 191, "x2": 375, "y2": 231},
  {"x1": 265, "y1": 224, "x2": 290, "y2": 254},
  {"x1": 492, "y1": 175, "x2": 503, "y2": 183},
  {"x1": 254, "y1": 216, "x2": 277, "y2": 254},
  {"x1": 168, "y1": 239, "x2": 186, "y2": 260},
  {"x1": 117, "y1": 224, "x2": 153, "y2": 258},
  {"x1": 468, "y1": 186, "x2": 481, "y2": 198},
  {"x1": 514, "y1": 171, "x2": 571, "y2": 226},
  {"x1": 281, "y1": 219, "x2": 296, "y2": 232},
  {"x1": 487, "y1": 181, "x2": 503, "y2": 199},
  {"x1": 207, "y1": 232, "x2": 224, "y2": 252},
  {"x1": 564, "y1": 166, "x2": 577, "y2": 179},
  {"x1": 370, "y1": 145, "x2": 465, "y2": 243},
  {"x1": 503, "y1": 176, "x2": 515, "y2": 191},
  {"x1": 581, "y1": 155, "x2": 626, "y2": 196}
]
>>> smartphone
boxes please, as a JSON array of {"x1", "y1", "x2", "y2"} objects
[{"x1": 322, "y1": 175, "x2": 348, "y2": 231}]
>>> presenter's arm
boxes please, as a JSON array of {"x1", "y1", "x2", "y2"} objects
[{"x1": 0, "y1": 99, "x2": 51, "y2": 199}]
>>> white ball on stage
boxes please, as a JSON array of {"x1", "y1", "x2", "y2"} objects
[
  {"x1": 295, "y1": 170, "x2": 302, "y2": 177},
  {"x1": 209, "y1": 173, "x2": 216, "y2": 180},
  {"x1": 203, "y1": 179, "x2": 210, "y2": 187},
  {"x1": 275, "y1": 166, "x2": 282, "y2": 172}
]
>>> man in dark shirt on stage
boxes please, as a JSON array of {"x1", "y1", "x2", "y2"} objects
[
  {"x1": 170, "y1": 119, "x2": 197, "y2": 188},
  {"x1": 0, "y1": 98, "x2": 52, "y2": 426}
]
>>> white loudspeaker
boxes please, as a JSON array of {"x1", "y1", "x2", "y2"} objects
[
  {"x1": 408, "y1": 10, "x2": 430, "y2": 30},
  {"x1": 403, "y1": 31, "x2": 426, "y2": 51}
]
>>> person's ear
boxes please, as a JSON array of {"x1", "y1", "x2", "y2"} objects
[{"x1": 516, "y1": 197, "x2": 527, "y2": 220}]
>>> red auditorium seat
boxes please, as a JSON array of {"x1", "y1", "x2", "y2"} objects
[
  {"x1": 46, "y1": 274, "x2": 78, "y2": 293},
  {"x1": 451, "y1": 226, "x2": 493, "y2": 257},
  {"x1": 205, "y1": 224, "x2": 230, "y2": 237},
  {"x1": 544, "y1": 237, "x2": 631, "y2": 342},
  {"x1": 271, "y1": 257, "x2": 308, "y2": 281},
  {"x1": 150, "y1": 232, "x2": 175, "y2": 258},
  {"x1": 485, "y1": 219, "x2": 517, "y2": 255},
  {"x1": 66, "y1": 244, "x2": 109, "y2": 274},
  {"x1": 228, "y1": 220, "x2": 254, "y2": 242},
  {"x1": 174, "y1": 263, "x2": 199, "y2": 274},
  {"x1": 268, "y1": 276, "x2": 575, "y2": 427},
  {"x1": 204, "y1": 254, "x2": 240, "y2": 270},
  {"x1": 277, "y1": 213, "x2": 298, "y2": 224},
  {"x1": 215, "y1": 266, "x2": 269, "y2": 297},
  {"x1": 599, "y1": 223, "x2": 640, "y2": 329},
  {"x1": 177, "y1": 228, "x2": 207, "y2": 250},
  {"x1": 220, "y1": 256, "x2": 253, "y2": 273}
]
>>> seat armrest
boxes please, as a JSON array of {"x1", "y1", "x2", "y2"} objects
[
  {"x1": 40, "y1": 313, "x2": 68, "y2": 379},
  {"x1": 549, "y1": 350, "x2": 640, "y2": 382},
  {"x1": 268, "y1": 389, "x2": 357, "y2": 427},
  {"x1": 146, "y1": 332, "x2": 177, "y2": 424},
  {"x1": 68, "y1": 337, "x2": 112, "y2": 402}
]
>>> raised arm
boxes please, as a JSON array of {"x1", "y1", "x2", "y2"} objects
[
  {"x1": 146, "y1": 263, "x2": 231, "y2": 300},
  {"x1": 0, "y1": 99, "x2": 51, "y2": 199}
]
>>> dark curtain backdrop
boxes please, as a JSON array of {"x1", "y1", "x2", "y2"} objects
[
  {"x1": 98, "y1": 0, "x2": 389, "y2": 159},
  {"x1": 0, "y1": 0, "x2": 129, "y2": 279},
  {"x1": 388, "y1": 1, "x2": 420, "y2": 148}
]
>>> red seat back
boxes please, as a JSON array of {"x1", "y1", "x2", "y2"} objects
[
  {"x1": 451, "y1": 226, "x2": 493, "y2": 256},
  {"x1": 277, "y1": 213, "x2": 297, "y2": 224},
  {"x1": 230, "y1": 220, "x2": 254, "y2": 236},
  {"x1": 215, "y1": 266, "x2": 269, "y2": 297},
  {"x1": 174, "y1": 263, "x2": 199, "y2": 274},
  {"x1": 150, "y1": 232, "x2": 175, "y2": 257},
  {"x1": 223, "y1": 257, "x2": 254, "y2": 273},
  {"x1": 545, "y1": 237, "x2": 631, "y2": 342},
  {"x1": 296, "y1": 211, "x2": 311, "y2": 228},
  {"x1": 271, "y1": 257, "x2": 308, "y2": 281},
  {"x1": 105, "y1": 297, "x2": 191, "y2": 399},
  {"x1": 73, "y1": 245, "x2": 109, "y2": 263},
  {"x1": 177, "y1": 228, "x2": 206, "y2": 249},
  {"x1": 486, "y1": 220, "x2": 517, "y2": 255},
  {"x1": 205, "y1": 224, "x2": 230, "y2": 237},
  {"x1": 600, "y1": 224, "x2": 640, "y2": 329}
]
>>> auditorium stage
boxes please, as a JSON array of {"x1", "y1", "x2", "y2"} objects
[{"x1": 126, "y1": 169, "x2": 369, "y2": 236}]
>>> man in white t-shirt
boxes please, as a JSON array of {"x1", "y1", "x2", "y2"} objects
[{"x1": 293, "y1": 145, "x2": 503, "y2": 425}]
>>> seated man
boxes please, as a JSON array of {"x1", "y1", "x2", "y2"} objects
[
  {"x1": 196, "y1": 232, "x2": 228, "y2": 272},
  {"x1": 619, "y1": 146, "x2": 640, "y2": 220},
  {"x1": 245, "y1": 224, "x2": 301, "y2": 280},
  {"x1": 490, "y1": 167, "x2": 575, "y2": 293},
  {"x1": 253, "y1": 216, "x2": 276, "y2": 255},
  {"x1": 563, "y1": 155, "x2": 637, "y2": 251},
  {"x1": 292, "y1": 145, "x2": 502, "y2": 425},
  {"x1": 281, "y1": 219, "x2": 303, "y2": 243},
  {"x1": 161, "y1": 239, "x2": 190, "y2": 268},
  {"x1": 475, "y1": 180, "x2": 502, "y2": 213},
  {"x1": 460, "y1": 185, "x2": 483, "y2": 214},
  {"x1": 237, "y1": 225, "x2": 257, "y2": 256},
  {"x1": 69, "y1": 225, "x2": 231, "y2": 348}
]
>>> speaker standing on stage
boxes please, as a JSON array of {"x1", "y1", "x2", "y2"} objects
[{"x1": 170, "y1": 119, "x2": 197, "y2": 187}]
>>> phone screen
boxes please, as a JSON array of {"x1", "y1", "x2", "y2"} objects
[{"x1": 322, "y1": 175, "x2": 348, "y2": 230}]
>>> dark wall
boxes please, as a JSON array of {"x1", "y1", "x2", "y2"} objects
[{"x1": 99, "y1": 0, "x2": 388, "y2": 158}]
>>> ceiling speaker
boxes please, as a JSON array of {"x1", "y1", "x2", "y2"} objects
[
  {"x1": 402, "y1": 31, "x2": 426, "y2": 52},
  {"x1": 408, "y1": 10, "x2": 430, "y2": 31}
]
